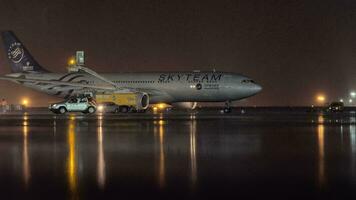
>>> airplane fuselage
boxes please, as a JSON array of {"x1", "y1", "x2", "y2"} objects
[{"x1": 13, "y1": 71, "x2": 262, "y2": 104}]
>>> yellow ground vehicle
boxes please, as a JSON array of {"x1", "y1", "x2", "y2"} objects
[{"x1": 95, "y1": 92, "x2": 149, "y2": 113}]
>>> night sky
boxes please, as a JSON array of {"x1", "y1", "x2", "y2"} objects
[{"x1": 1, "y1": 0, "x2": 356, "y2": 106}]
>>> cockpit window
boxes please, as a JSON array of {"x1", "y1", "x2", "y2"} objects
[{"x1": 241, "y1": 79, "x2": 255, "y2": 84}]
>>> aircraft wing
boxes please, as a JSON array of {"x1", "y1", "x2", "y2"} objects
[
  {"x1": 0, "y1": 75, "x2": 117, "y2": 90},
  {"x1": 0, "y1": 74, "x2": 170, "y2": 100}
]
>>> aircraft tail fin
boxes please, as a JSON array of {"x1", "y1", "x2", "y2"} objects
[{"x1": 1, "y1": 31, "x2": 49, "y2": 73}]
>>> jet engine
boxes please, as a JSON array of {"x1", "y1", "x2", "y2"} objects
[{"x1": 137, "y1": 92, "x2": 150, "y2": 110}]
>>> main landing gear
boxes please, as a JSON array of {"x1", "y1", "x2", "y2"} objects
[{"x1": 223, "y1": 101, "x2": 232, "y2": 113}]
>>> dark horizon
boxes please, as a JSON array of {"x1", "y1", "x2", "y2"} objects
[{"x1": 1, "y1": 0, "x2": 356, "y2": 106}]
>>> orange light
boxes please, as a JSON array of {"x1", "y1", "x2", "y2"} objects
[
  {"x1": 316, "y1": 95, "x2": 326, "y2": 103},
  {"x1": 152, "y1": 103, "x2": 170, "y2": 112},
  {"x1": 22, "y1": 99, "x2": 29, "y2": 106},
  {"x1": 68, "y1": 57, "x2": 76, "y2": 66},
  {"x1": 155, "y1": 103, "x2": 170, "y2": 109}
]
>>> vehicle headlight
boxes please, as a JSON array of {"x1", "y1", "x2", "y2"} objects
[{"x1": 98, "y1": 105, "x2": 104, "y2": 112}]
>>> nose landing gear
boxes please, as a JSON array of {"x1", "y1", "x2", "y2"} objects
[{"x1": 223, "y1": 101, "x2": 232, "y2": 113}]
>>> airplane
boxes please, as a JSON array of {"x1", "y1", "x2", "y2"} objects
[{"x1": 0, "y1": 31, "x2": 262, "y2": 113}]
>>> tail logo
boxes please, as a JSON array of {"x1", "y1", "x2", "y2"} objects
[{"x1": 7, "y1": 42, "x2": 24, "y2": 64}]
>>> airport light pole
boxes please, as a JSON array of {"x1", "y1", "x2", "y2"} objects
[
  {"x1": 22, "y1": 98, "x2": 29, "y2": 108},
  {"x1": 351, "y1": 92, "x2": 356, "y2": 98},
  {"x1": 349, "y1": 92, "x2": 356, "y2": 106},
  {"x1": 316, "y1": 95, "x2": 326, "y2": 106}
]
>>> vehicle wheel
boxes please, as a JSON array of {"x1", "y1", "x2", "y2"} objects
[
  {"x1": 87, "y1": 106, "x2": 96, "y2": 114},
  {"x1": 59, "y1": 107, "x2": 67, "y2": 114},
  {"x1": 119, "y1": 106, "x2": 129, "y2": 113}
]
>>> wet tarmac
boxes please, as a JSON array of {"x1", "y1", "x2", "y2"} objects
[{"x1": 1, "y1": 109, "x2": 356, "y2": 199}]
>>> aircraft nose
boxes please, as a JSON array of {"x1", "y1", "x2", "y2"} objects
[{"x1": 252, "y1": 83, "x2": 262, "y2": 94}]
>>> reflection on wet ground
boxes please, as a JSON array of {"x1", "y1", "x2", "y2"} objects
[{"x1": 1, "y1": 111, "x2": 356, "y2": 199}]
